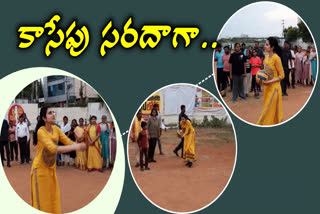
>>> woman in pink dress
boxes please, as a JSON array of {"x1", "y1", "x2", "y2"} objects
[
  {"x1": 302, "y1": 50, "x2": 311, "y2": 85},
  {"x1": 295, "y1": 46, "x2": 304, "y2": 84}
]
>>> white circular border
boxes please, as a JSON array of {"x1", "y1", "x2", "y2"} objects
[
  {"x1": 212, "y1": 1, "x2": 319, "y2": 128},
  {"x1": 126, "y1": 83, "x2": 238, "y2": 213},
  {"x1": 0, "y1": 67, "x2": 125, "y2": 214}
]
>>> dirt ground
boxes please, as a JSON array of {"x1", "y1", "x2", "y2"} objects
[
  {"x1": 222, "y1": 83, "x2": 313, "y2": 124},
  {"x1": 128, "y1": 128, "x2": 236, "y2": 213},
  {"x1": 213, "y1": 61, "x2": 314, "y2": 125},
  {"x1": 2, "y1": 143, "x2": 112, "y2": 213}
]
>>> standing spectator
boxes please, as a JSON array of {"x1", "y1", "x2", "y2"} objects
[
  {"x1": 222, "y1": 45, "x2": 231, "y2": 96},
  {"x1": 310, "y1": 47, "x2": 317, "y2": 85},
  {"x1": 254, "y1": 41, "x2": 265, "y2": 63},
  {"x1": 16, "y1": 115, "x2": 29, "y2": 164},
  {"x1": 229, "y1": 43, "x2": 247, "y2": 102},
  {"x1": 244, "y1": 50, "x2": 252, "y2": 97},
  {"x1": 147, "y1": 109, "x2": 161, "y2": 163},
  {"x1": 288, "y1": 45, "x2": 296, "y2": 88},
  {"x1": 61, "y1": 116, "x2": 71, "y2": 166},
  {"x1": 86, "y1": 115, "x2": 103, "y2": 172},
  {"x1": 75, "y1": 118, "x2": 87, "y2": 170},
  {"x1": 295, "y1": 46, "x2": 304, "y2": 84},
  {"x1": 22, "y1": 113, "x2": 31, "y2": 163},
  {"x1": 249, "y1": 49, "x2": 262, "y2": 98},
  {"x1": 33, "y1": 116, "x2": 40, "y2": 145},
  {"x1": 100, "y1": 115, "x2": 110, "y2": 169},
  {"x1": 0, "y1": 119, "x2": 10, "y2": 167},
  {"x1": 138, "y1": 121, "x2": 150, "y2": 171},
  {"x1": 214, "y1": 43, "x2": 225, "y2": 92},
  {"x1": 109, "y1": 122, "x2": 117, "y2": 168},
  {"x1": 302, "y1": 50, "x2": 311, "y2": 85},
  {"x1": 8, "y1": 120, "x2": 18, "y2": 161},
  {"x1": 281, "y1": 41, "x2": 292, "y2": 96},
  {"x1": 68, "y1": 119, "x2": 77, "y2": 167},
  {"x1": 241, "y1": 43, "x2": 247, "y2": 55},
  {"x1": 153, "y1": 104, "x2": 163, "y2": 155}
]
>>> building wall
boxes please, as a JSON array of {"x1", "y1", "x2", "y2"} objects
[
  {"x1": 74, "y1": 79, "x2": 98, "y2": 99},
  {"x1": 8, "y1": 103, "x2": 112, "y2": 131}
]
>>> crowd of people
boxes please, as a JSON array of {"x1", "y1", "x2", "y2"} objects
[
  {"x1": 1, "y1": 113, "x2": 31, "y2": 167},
  {"x1": 214, "y1": 40, "x2": 317, "y2": 101},
  {"x1": 1, "y1": 111, "x2": 117, "y2": 171},
  {"x1": 130, "y1": 104, "x2": 196, "y2": 171}
]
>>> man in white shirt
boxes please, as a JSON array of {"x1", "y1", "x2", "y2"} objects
[
  {"x1": 60, "y1": 116, "x2": 71, "y2": 166},
  {"x1": 16, "y1": 115, "x2": 30, "y2": 164}
]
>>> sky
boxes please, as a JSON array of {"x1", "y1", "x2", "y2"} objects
[{"x1": 219, "y1": 2, "x2": 301, "y2": 38}]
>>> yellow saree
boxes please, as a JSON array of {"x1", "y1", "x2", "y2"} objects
[
  {"x1": 75, "y1": 126, "x2": 87, "y2": 170},
  {"x1": 86, "y1": 125, "x2": 102, "y2": 170},
  {"x1": 257, "y1": 54, "x2": 284, "y2": 125},
  {"x1": 180, "y1": 120, "x2": 196, "y2": 162}
]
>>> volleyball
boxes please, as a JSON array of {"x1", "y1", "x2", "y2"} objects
[
  {"x1": 177, "y1": 130, "x2": 184, "y2": 138},
  {"x1": 256, "y1": 70, "x2": 269, "y2": 85}
]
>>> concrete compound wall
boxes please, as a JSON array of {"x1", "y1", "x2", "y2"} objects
[
  {"x1": 7, "y1": 103, "x2": 112, "y2": 131},
  {"x1": 161, "y1": 111, "x2": 231, "y2": 128}
]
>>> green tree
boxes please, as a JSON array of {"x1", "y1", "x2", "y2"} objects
[
  {"x1": 283, "y1": 26, "x2": 299, "y2": 42},
  {"x1": 297, "y1": 21, "x2": 312, "y2": 43}
]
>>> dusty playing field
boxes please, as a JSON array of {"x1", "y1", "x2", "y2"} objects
[
  {"x1": 128, "y1": 128, "x2": 236, "y2": 212},
  {"x1": 223, "y1": 84, "x2": 313, "y2": 124},
  {"x1": 2, "y1": 144, "x2": 112, "y2": 213}
]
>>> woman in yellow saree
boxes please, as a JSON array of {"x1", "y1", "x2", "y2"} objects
[
  {"x1": 180, "y1": 115, "x2": 196, "y2": 168},
  {"x1": 75, "y1": 118, "x2": 87, "y2": 170},
  {"x1": 31, "y1": 106, "x2": 86, "y2": 214},
  {"x1": 86, "y1": 115, "x2": 103, "y2": 172},
  {"x1": 257, "y1": 37, "x2": 285, "y2": 125}
]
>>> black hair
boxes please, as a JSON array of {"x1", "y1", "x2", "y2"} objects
[
  {"x1": 180, "y1": 105, "x2": 186, "y2": 110},
  {"x1": 63, "y1": 116, "x2": 68, "y2": 120},
  {"x1": 181, "y1": 114, "x2": 188, "y2": 119},
  {"x1": 34, "y1": 106, "x2": 49, "y2": 145},
  {"x1": 71, "y1": 119, "x2": 78, "y2": 126},
  {"x1": 241, "y1": 43, "x2": 246, "y2": 46},
  {"x1": 284, "y1": 40, "x2": 291, "y2": 48},
  {"x1": 234, "y1": 43, "x2": 240, "y2": 48},
  {"x1": 141, "y1": 121, "x2": 147, "y2": 128},
  {"x1": 223, "y1": 45, "x2": 230, "y2": 49},
  {"x1": 89, "y1": 115, "x2": 97, "y2": 121},
  {"x1": 19, "y1": 115, "x2": 24, "y2": 119},
  {"x1": 216, "y1": 43, "x2": 222, "y2": 49},
  {"x1": 150, "y1": 109, "x2": 158, "y2": 116},
  {"x1": 79, "y1": 118, "x2": 84, "y2": 122},
  {"x1": 137, "y1": 110, "x2": 142, "y2": 115},
  {"x1": 267, "y1": 37, "x2": 282, "y2": 57},
  {"x1": 153, "y1": 103, "x2": 159, "y2": 108}
]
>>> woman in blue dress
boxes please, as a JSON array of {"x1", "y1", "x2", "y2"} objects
[
  {"x1": 100, "y1": 115, "x2": 110, "y2": 169},
  {"x1": 310, "y1": 47, "x2": 317, "y2": 85}
]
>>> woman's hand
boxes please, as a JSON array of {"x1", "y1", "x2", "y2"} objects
[
  {"x1": 264, "y1": 77, "x2": 280, "y2": 85},
  {"x1": 77, "y1": 143, "x2": 87, "y2": 151}
]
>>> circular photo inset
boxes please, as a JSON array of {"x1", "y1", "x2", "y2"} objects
[
  {"x1": 213, "y1": 2, "x2": 318, "y2": 126},
  {"x1": 128, "y1": 83, "x2": 237, "y2": 213},
  {"x1": 0, "y1": 70, "x2": 123, "y2": 214}
]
